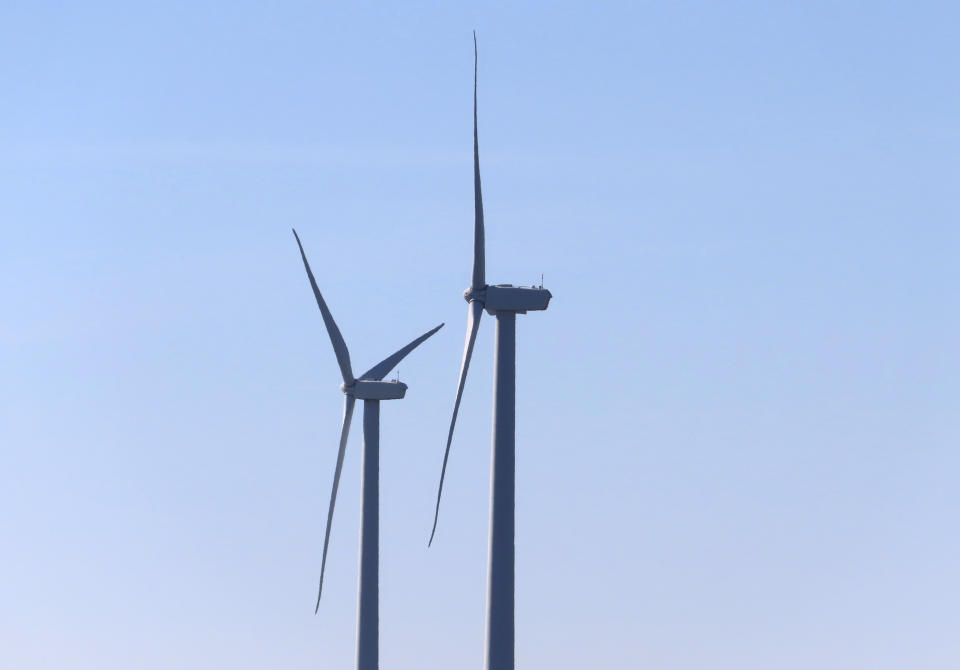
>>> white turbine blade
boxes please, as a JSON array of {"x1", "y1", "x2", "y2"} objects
[
  {"x1": 429, "y1": 299, "x2": 483, "y2": 546},
  {"x1": 360, "y1": 323, "x2": 445, "y2": 381},
  {"x1": 471, "y1": 31, "x2": 485, "y2": 291},
  {"x1": 293, "y1": 229, "x2": 354, "y2": 385},
  {"x1": 316, "y1": 395, "x2": 356, "y2": 612}
]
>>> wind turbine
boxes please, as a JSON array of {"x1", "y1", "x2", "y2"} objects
[
  {"x1": 293, "y1": 228, "x2": 442, "y2": 670},
  {"x1": 428, "y1": 35, "x2": 552, "y2": 670}
]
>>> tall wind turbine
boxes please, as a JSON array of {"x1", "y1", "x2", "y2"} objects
[
  {"x1": 428, "y1": 35, "x2": 552, "y2": 670},
  {"x1": 293, "y1": 229, "x2": 442, "y2": 670}
]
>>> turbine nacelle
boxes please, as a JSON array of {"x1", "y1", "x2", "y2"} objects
[
  {"x1": 464, "y1": 284, "x2": 552, "y2": 315},
  {"x1": 342, "y1": 379, "x2": 409, "y2": 400}
]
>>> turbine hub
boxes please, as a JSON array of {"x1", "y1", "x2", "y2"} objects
[{"x1": 463, "y1": 286, "x2": 487, "y2": 304}]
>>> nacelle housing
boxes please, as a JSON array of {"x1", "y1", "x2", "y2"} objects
[
  {"x1": 483, "y1": 284, "x2": 552, "y2": 315},
  {"x1": 345, "y1": 379, "x2": 408, "y2": 400}
]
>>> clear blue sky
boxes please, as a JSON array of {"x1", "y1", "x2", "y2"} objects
[{"x1": 1, "y1": 2, "x2": 958, "y2": 668}]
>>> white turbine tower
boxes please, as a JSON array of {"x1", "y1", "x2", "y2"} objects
[
  {"x1": 294, "y1": 229, "x2": 442, "y2": 670},
  {"x1": 428, "y1": 35, "x2": 552, "y2": 670}
]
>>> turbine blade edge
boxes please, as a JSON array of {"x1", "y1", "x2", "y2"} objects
[
  {"x1": 429, "y1": 300, "x2": 483, "y2": 546},
  {"x1": 471, "y1": 32, "x2": 486, "y2": 291},
  {"x1": 292, "y1": 229, "x2": 355, "y2": 385},
  {"x1": 315, "y1": 395, "x2": 356, "y2": 612},
  {"x1": 360, "y1": 322, "x2": 444, "y2": 381}
]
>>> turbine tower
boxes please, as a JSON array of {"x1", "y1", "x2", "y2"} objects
[
  {"x1": 293, "y1": 229, "x2": 442, "y2": 670},
  {"x1": 428, "y1": 35, "x2": 552, "y2": 670}
]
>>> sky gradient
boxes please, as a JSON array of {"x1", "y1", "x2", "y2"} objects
[{"x1": 1, "y1": 2, "x2": 958, "y2": 668}]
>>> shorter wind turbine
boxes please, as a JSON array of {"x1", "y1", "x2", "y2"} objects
[{"x1": 293, "y1": 229, "x2": 442, "y2": 670}]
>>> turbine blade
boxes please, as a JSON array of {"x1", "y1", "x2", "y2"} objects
[
  {"x1": 471, "y1": 31, "x2": 485, "y2": 291},
  {"x1": 360, "y1": 323, "x2": 445, "y2": 381},
  {"x1": 316, "y1": 395, "x2": 356, "y2": 612},
  {"x1": 293, "y1": 229, "x2": 354, "y2": 385},
  {"x1": 429, "y1": 299, "x2": 483, "y2": 546}
]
